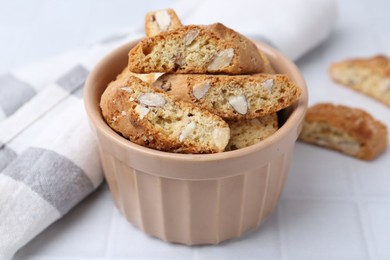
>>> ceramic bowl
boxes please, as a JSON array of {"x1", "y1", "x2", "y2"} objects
[{"x1": 84, "y1": 39, "x2": 308, "y2": 245}]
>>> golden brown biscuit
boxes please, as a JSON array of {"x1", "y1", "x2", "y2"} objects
[
  {"x1": 258, "y1": 50, "x2": 275, "y2": 74},
  {"x1": 299, "y1": 103, "x2": 388, "y2": 160},
  {"x1": 329, "y1": 55, "x2": 390, "y2": 107},
  {"x1": 145, "y1": 9, "x2": 183, "y2": 37},
  {"x1": 225, "y1": 114, "x2": 278, "y2": 151},
  {"x1": 153, "y1": 73, "x2": 301, "y2": 120},
  {"x1": 100, "y1": 76, "x2": 230, "y2": 153},
  {"x1": 128, "y1": 23, "x2": 264, "y2": 74}
]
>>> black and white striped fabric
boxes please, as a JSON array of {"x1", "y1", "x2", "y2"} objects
[{"x1": 0, "y1": 31, "x2": 142, "y2": 260}]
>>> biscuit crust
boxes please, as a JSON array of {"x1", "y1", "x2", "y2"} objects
[
  {"x1": 299, "y1": 103, "x2": 388, "y2": 160},
  {"x1": 153, "y1": 73, "x2": 301, "y2": 120},
  {"x1": 330, "y1": 55, "x2": 390, "y2": 107},
  {"x1": 100, "y1": 76, "x2": 230, "y2": 153},
  {"x1": 128, "y1": 23, "x2": 264, "y2": 74},
  {"x1": 145, "y1": 9, "x2": 183, "y2": 37}
]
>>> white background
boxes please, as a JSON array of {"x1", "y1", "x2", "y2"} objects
[{"x1": 1, "y1": 0, "x2": 390, "y2": 259}]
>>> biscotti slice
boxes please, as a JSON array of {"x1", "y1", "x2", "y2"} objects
[
  {"x1": 145, "y1": 9, "x2": 183, "y2": 37},
  {"x1": 329, "y1": 55, "x2": 390, "y2": 106},
  {"x1": 153, "y1": 73, "x2": 301, "y2": 120},
  {"x1": 299, "y1": 103, "x2": 388, "y2": 160},
  {"x1": 100, "y1": 76, "x2": 230, "y2": 153},
  {"x1": 128, "y1": 23, "x2": 264, "y2": 74},
  {"x1": 258, "y1": 50, "x2": 275, "y2": 74},
  {"x1": 100, "y1": 68, "x2": 164, "y2": 144},
  {"x1": 225, "y1": 114, "x2": 278, "y2": 151}
]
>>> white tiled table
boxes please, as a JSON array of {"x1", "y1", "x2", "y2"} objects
[{"x1": 1, "y1": 0, "x2": 390, "y2": 259}]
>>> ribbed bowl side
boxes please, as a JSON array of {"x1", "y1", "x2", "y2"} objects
[
  {"x1": 261, "y1": 145, "x2": 294, "y2": 220},
  {"x1": 99, "y1": 147, "x2": 144, "y2": 230},
  {"x1": 98, "y1": 146, "x2": 122, "y2": 212},
  {"x1": 98, "y1": 144, "x2": 294, "y2": 245},
  {"x1": 211, "y1": 147, "x2": 293, "y2": 243}
]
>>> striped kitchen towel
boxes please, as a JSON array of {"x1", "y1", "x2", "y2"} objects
[{"x1": 0, "y1": 31, "x2": 142, "y2": 260}]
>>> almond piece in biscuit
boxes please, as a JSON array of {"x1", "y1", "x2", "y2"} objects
[{"x1": 145, "y1": 9, "x2": 183, "y2": 37}]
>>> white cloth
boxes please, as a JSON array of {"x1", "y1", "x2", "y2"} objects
[
  {"x1": 182, "y1": 0, "x2": 337, "y2": 61},
  {"x1": 0, "y1": 1, "x2": 337, "y2": 259}
]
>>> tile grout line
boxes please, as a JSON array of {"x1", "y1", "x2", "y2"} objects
[{"x1": 347, "y1": 162, "x2": 377, "y2": 260}]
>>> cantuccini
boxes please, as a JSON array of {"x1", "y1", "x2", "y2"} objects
[
  {"x1": 153, "y1": 73, "x2": 301, "y2": 120},
  {"x1": 128, "y1": 23, "x2": 264, "y2": 74},
  {"x1": 299, "y1": 103, "x2": 388, "y2": 160},
  {"x1": 330, "y1": 55, "x2": 390, "y2": 107},
  {"x1": 100, "y1": 76, "x2": 230, "y2": 153}
]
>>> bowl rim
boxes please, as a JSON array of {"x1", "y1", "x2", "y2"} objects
[{"x1": 84, "y1": 39, "x2": 308, "y2": 163}]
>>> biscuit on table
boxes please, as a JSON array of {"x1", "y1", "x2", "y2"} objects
[
  {"x1": 100, "y1": 76, "x2": 230, "y2": 153},
  {"x1": 128, "y1": 23, "x2": 265, "y2": 74},
  {"x1": 153, "y1": 73, "x2": 301, "y2": 120},
  {"x1": 329, "y1": 55, "x2": 390, "y2": 107},
  {"x1": 299, "y1": 103, "x2": 388, "y2": 160}
]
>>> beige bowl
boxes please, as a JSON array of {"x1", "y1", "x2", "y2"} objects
[{"x1": 84, "y1": 39, "x2": 308, "y2": 245}]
